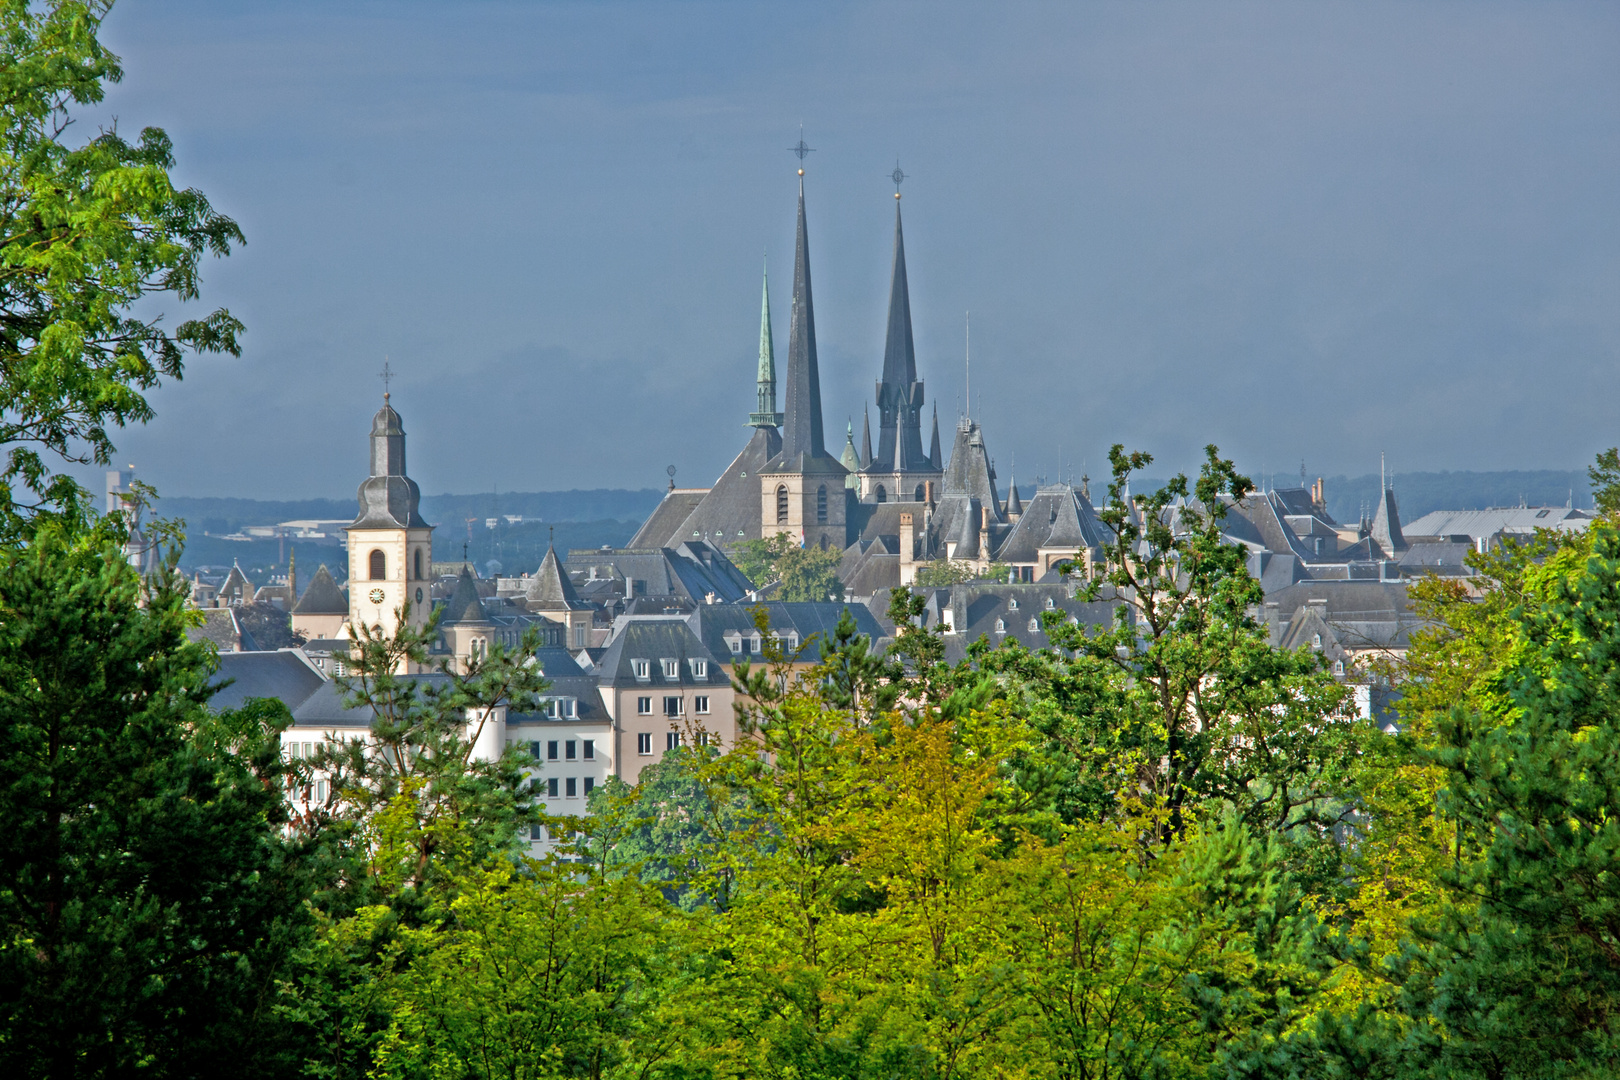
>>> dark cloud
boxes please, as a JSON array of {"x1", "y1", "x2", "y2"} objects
[{"x1": 70, "y1": 0, "x2": 1620, "y2": 499}]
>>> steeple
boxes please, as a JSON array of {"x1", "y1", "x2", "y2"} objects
[
  {"x1": 874, "y1": 195, "x2": 927, "y2": 471},
  {"x1": 928, "y1": 404, "x2": 942, "y2": 470},
  {"x1": 749, "y1": 257, "x2": 783, "y2": 428},
  {"x1": 840, "y1": 421, "x2": 861, "y2": 488},
  {"x1": 860, "y1": 406, "x2": 873, "y2": 468},
  {"x1": 352, "y1": 395, "x2": 428, "y2": 529},
  {"x1": 780, "y1": 173, "x2": 827, "y2": 459}
]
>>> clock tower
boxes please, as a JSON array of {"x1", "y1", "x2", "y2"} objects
[{"x1": 345, "y1": 393, "x2": 434, "y2": 667}]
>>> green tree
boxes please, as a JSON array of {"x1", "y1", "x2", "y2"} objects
[
  {"x1": 913, "y1": 559, "x2": 1012, "y2": 586},
  {"x1": 1050, "y1": 444, "x2": 1363, "y2": 847},
  {"x1": 1, "y1": 0, "x2": 242, "y2": 527},
  {"x1": 0, "y1": 520, "x2": 312, "y2": 1079},
  {"x1": 776, "y1": 541, "x2": 845, "y2": 601},
  {"x1": 732, "y1": 532, "x2": 793, "y2": 589}
]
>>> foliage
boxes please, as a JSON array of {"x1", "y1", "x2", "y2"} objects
[
  {"x1": 733, "y1": 531, "x2": 846, "y2": 600},
  {"x1": 1051, "y1": 444, "x2": 1364, "y2": 847},
  {"x1": 0, "y1": 519, "x2": 312, "y2": 1077},
  {"x1": 0, "y1": 0, "x2": 242, "y2": 529},
  {"x1": 1589, "y1": 446, "x2": 1620, "y2": 516},
  {"x1": 732, "y1": 532, "x2": 793, "y2": 588}
]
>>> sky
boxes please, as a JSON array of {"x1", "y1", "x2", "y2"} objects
[{"x1": 73, "y1": 1, "x2": 1620, "y2": 500}]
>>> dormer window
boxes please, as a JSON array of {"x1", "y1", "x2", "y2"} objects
[
  {"x1": 632, "y1": 659, "x2": 650, "y2": 680},
  {"x1": 786, "y1": 632, "x2": 800, "y2": 651},
  {"x1": 690, "y1": 658, "x2": 708, "y2": 678},
  {"x1": 1044, "y1": 597, "x2": 1055, "y2": 610},
  {"x1": 661, "y1": 658, "x2": 680, "y2": 679},
  {"x1": 1029, "y1": 617, "x2": 1040, "y2": 632},
  {"x1": 749, "y1": 633, "x2": 762, "y2": 654},
  {"x1": 1008, "y1": 598, "x2": 1018, "y2": 610},
  {"x1": 724, "y1": 631, "x2": 742, "y2": 654},
  {"x1": 994, "y1": 619, "x2": 1006, "y2": 633},
  {"x1": 1312, "y1": 633, "x2": 1322, "y2": 649}
]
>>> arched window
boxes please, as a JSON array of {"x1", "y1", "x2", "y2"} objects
[
  {"x1": 776, "y1": 485, "x2": 789, "y2": 524},
  {"x1": 369, "y1": 549, "x2": 386, "y2": 580},
  {"x1": 914, "y1": 484, "x2": 925, "y2": 502},
  {"x1": 875, "y1": 484, "x2": 887, "y2": 503},
  {"x1": 414, "y1": 549, "x2": 423, "y2": 579},
  {"x1": 816, "y1": 485, "x2": 828, "y2": 523}
]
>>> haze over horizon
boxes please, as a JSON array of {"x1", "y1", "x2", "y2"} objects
[{"x1": 70, "y1": 1, "x2": 1620, "y2": 501}]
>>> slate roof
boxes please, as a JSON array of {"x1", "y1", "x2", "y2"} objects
[
  {"x1": 1403, "y1": 506, "x2": 1593, "y2": 541},
  {"x1": 687, "y1": 601, "x2": 888, "y2": 664},
  {"x1": 350, "y1": 400, "x2": 430, "y2": 529},
  {"x1": 837, "y1": 537, "x2": 900, "y2": 598},
  {"x1": 441, "y1": 567, "x2": 489, "y2": 624},
  {"x1": 293, "y1": 564, "x2": 348, "y2": 615},
  {"x1": 564, "y1": 542, "x2": 754, "y2": 606},
  {"x1": 1259, "y1": 581, "x2": 1420, "y2": 654},
  {"x1": 526, "y1": 545, "x2": 588, "y2": 609},
  {"x1": 627, "y1": 489, "x2": 707, "y2": 549},
  {"x1": 593, "y1": 616, "x2": 729, "y2": 688},
  {"x1": 209, "y1": 649, "x2": 326, "y2": 713},
  {"x1": 187, "y1": 607, "x2": 257, "y2": 652},
  {"x1": 1370, "y1": 488, "x2": 1407, "y2": 556},
  {"x1": 941, "y1": 419, "x2": 1001, "y2": 520},
  {"x1": 936, "y1": 582, "x2": 1119, "y2": 663},
  {"x1": 996, "y1": 484, "x2": 1112, "y2": 564}
]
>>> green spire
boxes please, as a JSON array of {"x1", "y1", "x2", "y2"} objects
[
  {"x1": 749, "y1": 256, "x2": 783, "y2": 428},
  {"x1": 840, "y1": 418, "x2": 861, "y2": 487}
]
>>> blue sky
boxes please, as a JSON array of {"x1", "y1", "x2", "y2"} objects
[{"x1": 79, "y1": 1, "x2": 1620, "y2": 499}]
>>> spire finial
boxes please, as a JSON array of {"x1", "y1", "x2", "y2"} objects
[
  {"x1": 890, "y1": 158, "x2": 907, "y2": 198},
  {"x1": 379, "y1": 358, "x2": 393, "y2": 401},
  {"x1": 790, "y1": 125, "x2": 814, "y2": 174}
]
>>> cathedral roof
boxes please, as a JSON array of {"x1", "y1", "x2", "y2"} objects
[
  {"x1": 350, "y1": 396, "x2": 430, "y2": 530},
  {"x1": 779, "y1": 174, "x2": 830, "y2": 462}
]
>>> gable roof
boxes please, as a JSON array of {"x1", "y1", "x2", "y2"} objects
[
  {"x1": 525, "y1": 545, "x2": 587, "y2": 609},
  {"x1": 209, "y1": 649, "x2": 326, "y2": 713},
  {"x1": 441, "y1": 568, "x2": 489, "y2": 624}
]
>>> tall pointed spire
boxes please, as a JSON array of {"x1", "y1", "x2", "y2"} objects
[
  {"x1": 860, "y1": 406, "x2": 873, "y2": 468},
  {"x1": 928, "y1": 404, "x2": 942, "y2": 470},
  {"x1": 779, "y1": 171, "x2": 827, "y2": 459},
  {"x1": 749, "y1": 256, "x2": 782, "y2": 428},
  {"x1": 874, "y1": 194, "x2": 926, "y2": 471}
]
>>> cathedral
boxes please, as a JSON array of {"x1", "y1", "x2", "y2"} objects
[{"x1": 630, "y1": 163, "x2": 1112, "y2": 592}]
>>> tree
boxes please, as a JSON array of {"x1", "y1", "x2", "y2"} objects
[
  {"x1": 1, "y1": 1, "x2": 243, "y2": 529},
  {"x1": 913, "y1": 559, "x2": 1013, "y2": 586},
  {"x1": 776, "y1": 541, "x2": 845, "y2": 601},
  {"x1": 1590, "y1": 447, "x2": 1620, "y2": 517},
  {"x1": 732, "y1": 532, "x2": 793, "y2": 589},
  {"x1": 0, "y1": 520, "x2": 312, "y2": 1078},
  {"x1": 1048, "y1": 444, "x2": 1363, "y2": 847}
]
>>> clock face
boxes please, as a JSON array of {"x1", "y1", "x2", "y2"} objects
[{"x1": 368, "y1": 588, "x2": 386, "y2": 604}]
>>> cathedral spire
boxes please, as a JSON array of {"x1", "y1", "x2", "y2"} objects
[
  {"x1": 860, "y1": 405, "x2": 873, "y2": 468},
  {"x1": 778, "y1": 170, "x2": 828, "y2": 459},
  {"x1": 874, "y1": 191, "x2": 927, "y2": 472},
  {"x1": 928, "y1": 403, "x2": 942, "y2": 470},
  {"x1": 749, "y1": 256, "x2": 782, "y2": 428}
]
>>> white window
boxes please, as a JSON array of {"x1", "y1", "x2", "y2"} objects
[
  {"x1": 727, "y1": 634, "x2": 742, "y2": 654},
  {"x1": 666, "y1": 731, "x2": 681, "y2": 752},
  {"x1": 582, "y1": 739, "x2": 595, "y2": 760},
  {"x1": 749, "y1": 633, "x2": 762, "y2": 653},
  {"x1": 547, "y1": 777, "x2": 559, "y2": 798},
  {"x1": 636, "y1": 696, "x2": 651, "y2": 715},
  {"x1": 1029, "y1": 618, "x2": 1040, "y2": 632},
  {"x1": 1045, "y1": 597, "x2": 1055, "y2": 610},
  {"x1": 547, "y1": 740, "x2": 559, "y2": 760},
  {"x1": 632, "y1": 658, "x2": 650, "y2": 680},
  {"x1": 662, "y1": 658, "x2": 680, "y2": 679},
  {"x1": 565, "y1": 777, "x2": 577, "y2": 798},
  {"x1": 561, "y1": 698, "x2": 575, "y2": 718},
  {"x1": 565, "y1": 740, "x2": 577, "y2": 760},
  {"x1": 1312, "y1": 633, "x2": 1323, "y2": 649},
  {"x1": 663, "y1": 696, "x2": 683, "y2": 717},
  {"x1": 690, "y1": 658, "x2": 708, "y2": 678},
  {"x1": 694, "y1": 695, "x2": 710, "y2": 714},
  {"x1": 995, "y1": 619, "x2": 1006, "y2": 633},
  {"x1": 637, "y1": 732, "x2": 652, "y2": 755},
  {"x1": 1008, "y1": 598, "x2": 1019, "y2": 610}
]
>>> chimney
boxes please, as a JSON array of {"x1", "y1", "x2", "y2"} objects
[
  {"x1": 925, "y1": 480, "x2": 935, "y2": 506},
  {"x1": 979, "y1": 505, "x2": 991, "y2": 559},
  {"x1": 899, "y1": 512, "x2": 916, "y2": 585}
]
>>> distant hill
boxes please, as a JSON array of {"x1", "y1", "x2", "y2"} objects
[{"x1": 152, "y1": 488, "x2": 664, "y2": 538}]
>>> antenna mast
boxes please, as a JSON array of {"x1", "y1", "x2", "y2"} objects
[{"x1": 965, "y1": 311, "x2": 971, "y2": 420}]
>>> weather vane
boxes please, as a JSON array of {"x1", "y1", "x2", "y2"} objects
[
  {"x1": 379, "y1": 358, "x2": 393, "y2": 400},
  {"x1": 890, "y1": 159, "x2": 907, "y2": 196},
  {"x1": 789, "y1": 125, "x2": 814, "y2": 164}
]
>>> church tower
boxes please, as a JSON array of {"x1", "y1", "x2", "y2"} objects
[
  {"x1": 858, "y1": 184, "x2": 942, "y2": 504},
  {"x1": 760, "y1": 162, "x2": 849, "y2": 549},
  {"x1": 345, "y1": 392, "x2": 434, "y2": 659}
]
